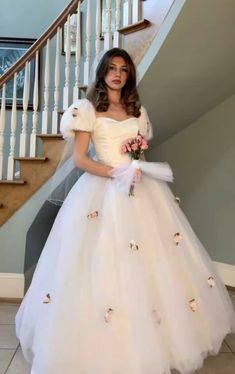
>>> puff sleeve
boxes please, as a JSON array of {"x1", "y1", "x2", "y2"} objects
[
  {"x1": 60, "y1": 98, "x2": 96, "y2": 139},
  {"x1": 138, "y1": 105, "x2": 153, "y2": 140}
]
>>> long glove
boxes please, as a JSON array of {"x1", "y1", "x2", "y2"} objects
[{"x1": 110, "y1": 159, "x2": 174, "y2": 195}]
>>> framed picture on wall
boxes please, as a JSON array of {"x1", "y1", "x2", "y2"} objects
[
  {"x1": 0, "y1": 37, "x2": 38, "y2": 110},
  {"x1": 62, "y1": 11, "x2": 82, "y2": 55}
]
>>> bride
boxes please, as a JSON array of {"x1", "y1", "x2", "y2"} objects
[{"x1": 15, "y1": 47, "x2": 235, "y2": 374}]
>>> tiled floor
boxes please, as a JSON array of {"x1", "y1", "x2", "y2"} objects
[{"x1": 0, "y1": 291, "x2": 235, "y2": 374}]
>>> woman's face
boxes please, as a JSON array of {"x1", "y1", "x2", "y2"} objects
[{"x1": 104, "y1": 56, "x2": 129, "y2": 91}]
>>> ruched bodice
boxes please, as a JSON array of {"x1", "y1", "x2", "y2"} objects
[{"x1": 91, "y1": 117, "x2": 139, "y2": 167}]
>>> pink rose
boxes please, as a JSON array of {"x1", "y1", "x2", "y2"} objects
[
  {"x1": 121, "y1": 144, "x2": 127, "y2": 154},
  {"x1": 131, "y1": 143, "x2": 138, "y2": 151},
  {"x1": 141, "y1": 140, "x2": 148, "y2": 150},
  {"x1": 126, "y1": 144, "x2": 132, "y2": 152}
]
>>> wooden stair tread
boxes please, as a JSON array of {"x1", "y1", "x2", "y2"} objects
[
  {"x1": 14, "y1": 157, "x2": 48, "y2": 162},
  {"x1": 118, "y1": 19, "x2": 151, "y2": 35},
  {"x1": 37, "y1": 134, "x2": 63, "y2": 139},
  {"x1": 0, "y1": 179, "x2": 25, "y2": 185},
  {"x1": 78, "y1": 84, "x2": 88, "y2": 90}
]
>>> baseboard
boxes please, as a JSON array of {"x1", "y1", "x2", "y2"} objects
[
  {"x1": 0, "y1": 273, "x2": 24, "y2": 299},
  {"x1": 0, "y1": 261, "x2": 234, "y2": 299},
  {"x1": 214, "y1": 261, "x2": 235, "y2": 288}
]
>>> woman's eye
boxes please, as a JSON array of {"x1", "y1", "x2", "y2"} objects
[{"x1": 122, "y1": 68, "x2": 128, "y2": 72}]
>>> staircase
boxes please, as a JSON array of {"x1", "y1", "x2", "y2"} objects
[{"x1": 0, "y1": 0, "x2": 175, "y2": 227}]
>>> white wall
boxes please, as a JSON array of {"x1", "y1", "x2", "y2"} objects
[
  {"x1": 0, "y1": 0, "x2": 70, "y2": 38},
  {"x1": 147, "y1": 94, "x2": 235, "y2": 265}
]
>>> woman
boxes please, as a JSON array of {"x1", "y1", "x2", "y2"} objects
[{"x1": 15, "y1": 48, "x2": 235, "y2": 374}]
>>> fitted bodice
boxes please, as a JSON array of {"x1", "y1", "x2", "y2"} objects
[
  {"x1": 91, "y1": 117, "x2": 140, "y2": 167},
  {"x1": 60, "y1": 98, "x2": 153, "y2": 166}
]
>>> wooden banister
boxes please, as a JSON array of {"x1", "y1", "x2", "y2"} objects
[{"x1": 0, "y1": 0, "x2": 83, "y2": 87}]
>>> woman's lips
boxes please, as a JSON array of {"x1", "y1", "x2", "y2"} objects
[{"x1": 112, "y1": 80, "x2": 121, "y2": 84}]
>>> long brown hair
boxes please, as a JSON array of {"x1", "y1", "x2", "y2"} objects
[{"x1": 86, "y1": 48, "x2": 141, "y2": 117}]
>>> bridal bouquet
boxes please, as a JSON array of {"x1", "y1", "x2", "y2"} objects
[
  {"x1": 120, "y1": 133, "x2": 148, "y2": 195},
  {"x1": 121, "y1": 133, "x2": 149, "y2": 160},
  {"x1": 110, "y1": 132, "x2": 174, "y2": 196}
]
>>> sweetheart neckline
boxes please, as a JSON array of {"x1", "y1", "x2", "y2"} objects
[{"x1": 95, "y1": 116, "x2": 136, "y2": 123}]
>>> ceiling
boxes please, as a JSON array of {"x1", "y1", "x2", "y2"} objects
[{"x1": 138, "y1": 0, "x2": 235, "y2": 147}]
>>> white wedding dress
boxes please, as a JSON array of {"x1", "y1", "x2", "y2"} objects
[{"x1": 15, "y1": 99, "x2": 235, "y2": 374}]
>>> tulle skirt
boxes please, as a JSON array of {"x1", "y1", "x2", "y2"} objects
[{"x1": 15, "y1": 172, "x2": 235, "y2": 374}]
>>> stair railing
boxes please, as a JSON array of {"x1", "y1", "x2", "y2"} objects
[{"x1": 1, "y1": 0, "x2": 146, "y2": 181}]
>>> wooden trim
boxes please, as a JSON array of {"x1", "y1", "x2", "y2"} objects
[
  {"x1": 78, "y1": 84, "x2": 88, "y2": 91},
  {"x1": 226, "y1": 285, "x2": 235, "y2": 292},
  {"x1": 14, "y1": 157, "x2": 48, "y2": 162},
  {"x1": 0, "y1": 297, "x2": 22, "y2": 304},
  {"x1": 118, "y1": 19, "x2": 151, "y2": 35},
  {"x1": 37, "y1": 134, "x2": 64, "y2": 139},
  {"x1": 0, "y1": 0, "x2": 84, "y2": 87},
  {"x1": 0, "y1": 179, "x2": 25, "y2": 185}
]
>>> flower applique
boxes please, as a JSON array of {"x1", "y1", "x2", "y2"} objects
[
  {"x1": 207, "y1": 276, "x2": 215, "y2": 288},
  {"x1": 152, "y1": 309, "x2": 161, "y2": 324},
  {"x1": 72, "y1": 107, "x2": 79, "y2": 117},
  {"x1": 174, "y1": 232, "x2": 182, "y2": 245},
  {"x1": 43, "y1": 293, "x2": 51, "y2": 304},
  {"x1": 104, "y1": 308, "x2": 114, "y2": 323},
  {"x1": 129, "y1": 240, "x2": 139, "y2": 251},
  {"x1": 175, "y1": 196, "x2": 181, "y2": 205},
  {"x1": 189, "y1": 298, "x2": 197, "y2": 312},
  {"x1": 87, "y1": 211, "x2": 98, "y2": 220}
]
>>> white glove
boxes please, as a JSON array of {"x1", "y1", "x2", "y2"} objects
[{"x1": 109, "y1": 159, "x2": 174, "y2": 195}]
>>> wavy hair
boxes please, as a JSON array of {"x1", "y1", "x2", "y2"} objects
[{"x1": 86, "y1": 48, "x2": 141, "y2": 117}]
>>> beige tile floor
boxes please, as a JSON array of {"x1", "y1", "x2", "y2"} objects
[{"x1": 0, "y1": 291, "x2": 235, "y2": 374}]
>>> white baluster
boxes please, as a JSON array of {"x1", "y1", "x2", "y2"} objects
[
  {"x1": 73, "y1": 2, "x2": 81, "y2": 102},
  {"x1": 132, "y1": 0, "x2": 141, "y2": 23},
  {"x1": 52, "y1": 27, "x2": 61, "y2": 133},
  {"x1": 84, "y1": 0, "x2": 91, "y2": 85},
  {"x1": 104, "y1": 0, "x2": 112, "y2": 50},
  {"x1": 0, "y1": 83, "x2": 6, "y2": 178},
  {"x1": 63, "y1": 15, "x2": 71, "y2": 110},
  {"x1": 95, "y1": 0, "x2": 101, "y2": 56},
  {"x1": 30, "y1": 51, "x2": 39, "y2": 156},
  {"x1": 113, "y1": 0, "x2": 121, "y2": 47},
  {"x1": 19, "y1": 61, "x2": 29, "y2": 156},
  {"x1": 7, "y1": 73, "x2": 17, "y2": 180},
  {"x1": 123, "y1": 0, "x2": 132, "y2": 27},
  {"x1": 42, "y1": 39, "x2": 50, "y2": 134}
]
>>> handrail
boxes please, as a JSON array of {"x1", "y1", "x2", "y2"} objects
[{"x1": 0, "y1": 0, "x2": 83, "y2": 87}]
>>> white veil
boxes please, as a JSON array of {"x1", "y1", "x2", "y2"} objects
[{"x1": 47, "y1": 50, "x2": 107, "y2": 205}]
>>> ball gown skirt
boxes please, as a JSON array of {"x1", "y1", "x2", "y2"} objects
[{"x1": 15, "y1": 170, "x2": 235, "y2": 374}]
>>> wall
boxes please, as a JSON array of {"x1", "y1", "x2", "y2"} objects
[
  {"x1": 0, "y1": 0, "x2": 70, "y2": 38},
  {"x1": 147, "y1": 94, "x2": 235, "y2": 265}
]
